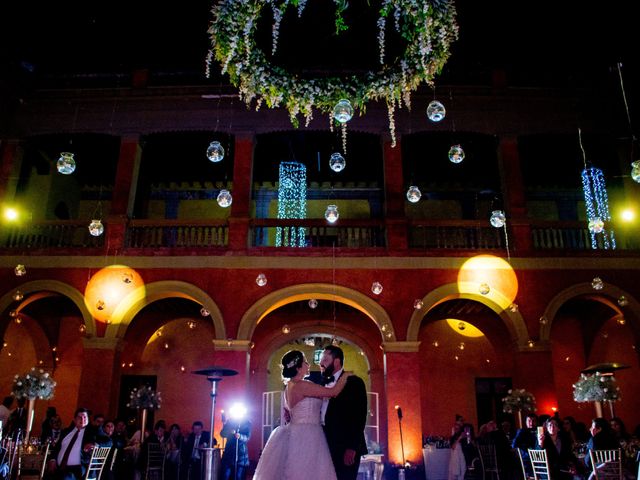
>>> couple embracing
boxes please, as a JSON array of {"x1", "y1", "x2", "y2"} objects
[{"x1": 253, "y1": 345, "x2": 368, "y2": 480}]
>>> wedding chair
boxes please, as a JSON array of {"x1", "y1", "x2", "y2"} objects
[
  {"x1": 38, "y1": 441, "x2": 51, "y2": 480},
  {"x1": 84, "y1": 446, "x2": 111, "y2": 480},
  {"x1": 478, "y1": 444, "x2": 500, "y2": 480},
  {"x1": 145, "y1": 443, "x2": 165, "y2": 480},
  {"x1": 516, "y1": 449, "x2": 534, "y2": 480},
  {"x1": 528, "y1": 449, "x2": 551, "y2": 480},
  {"x1": 589, "y1": 449, "x2": 622, "y2": 480}
]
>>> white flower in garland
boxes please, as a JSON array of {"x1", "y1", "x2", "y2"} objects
[{"x1": 207, "y1": 0, "x2": 458, "y2": 146}]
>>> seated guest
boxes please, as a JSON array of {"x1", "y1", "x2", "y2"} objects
[
  {"x1": 137, "y1": 420, "x2": 167, "y2": 478},
  {"x1": 180, "y1": 421, "x2": 211, "y2": 480},
  {"x1": 166, "y1": 424, "x2": 183, "y2": 480},
  {"x1": 585, "y1": 418, "x2": 619, "y2": 471},
  {"x1": 41, "y1": 407, "x2": 58, "y2": 443},
  {"x1": 46, "y1": 407, "x2": 112, "y2": 480},
  {"x1": 513, "y1": 413, "x2": 538, "y2": 475},
  {"x1": 7, "y1": 398, "x2": 27, "y2": 439},
  {"x1": 41, "y1": 415, "x2": 64, "y2": 448},
  {"x1": 610, "y1": 417, "x2": 631, "y2": 445},
  {"x1": 536, "y1": 417, "x2": 577, "y2": 480}
]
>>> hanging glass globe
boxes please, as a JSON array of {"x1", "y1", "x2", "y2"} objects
[
  {"x1": 308, "y1": 298, "x2": 318, "y2": 309},
  {"x1": 458, "y1": 342, "x2": 465, "y2": 350},
  {"x1": 329, "y1": 152, "x2": 346, "y2": 172},
  {"x1": 371, "y1": 281, "x2": 383, "y2": 295},
  {"x1": 78, "y1": 324, "x2": 87, "y2": 333},
  {"x1": 490, "y1": 210, "x2": 506, "y2": 228},
  {"x1": 9, "y1": 310, "x2": 18, "y2": 318},
  {"x1": 14, "y1": 316, "x2": 22, "y2": 324},
  {"x1": 406, "y1": 186, "x2": 421, "y2": 203},
  {"x1": 96, "y1": 300, "x2": 105, "y2": 311},
  {"x1": 256, "y1": 273, "x2": 267, "y2": 286},
  {"x1": 332, "y1": 99, "x2": 354, "y2": 123},
  {"x1": 457, "y1": 321, "x2": 466, "y2": 331},
  {"x1": 281, "y1": 324, "x2": 291, "y2": 334},
  {"x1": 617, "y1": 317, "x2": 626, "y2": 325},
  {"x1": 187, "y1": 320, "x2": 197, "y2": 329},
  {"x1": 200, "y1": 307, "x2": 210, "y2": 317},
  {"x1": 325, "y1": 204, "x2": 339, "y2": 223},
  {"x1": 206, "y1": 141, "x2": 225, "y2": 162},
  {"x1": 508, "y1": 303, "x2": 519, "y2": 313},
  {"x1": 539, "y1": 316, "x2": 548, "y2": 325},
  {"x1": 479, "y1": 283, "x2": 490, "y2": 295},
  {"x1": 426, "y1": 100, "x2": 446, "y2": 122},
  {"x1": 14, "y1": 264, "x2": 27, "y2": 276},
  {"x1": 12, "y1": 290, "x2": 24, "y2": 302},
  {"x1": 217, "y1": 189, "x2": 233, "y2": 208},
  {"x1": 88, "y1": 219, "x2": 104, "y2": 237},
  {"x1": 448, "y1": 145, "x2": 465, "y2": 164},
  {"x1": 631, "y1": 160, "x2": 640, "y2": 183},
  {"x1": 413, "y1": 299, "x2": 424, "y2": 310},
  {"x1": 591, "y1": 276, "x2": 604, "y2": 290},
  {"x1": 617, "y1": 295, "x2": 629, "y2": 307},
  {"x1": 57, "y1": 152, "x2": 76, "y2": 174},
  {"x1": 588, "y1": 217, "x2": 604, "y2": 233}
]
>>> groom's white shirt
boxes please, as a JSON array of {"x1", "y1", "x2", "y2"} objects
[{"x1": 320, "y1": 367, "x2": 343, "y2": 425}]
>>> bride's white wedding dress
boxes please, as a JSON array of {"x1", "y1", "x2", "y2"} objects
[{"x1": 253, "y1": 394, "x2": 337, "y2": 479}]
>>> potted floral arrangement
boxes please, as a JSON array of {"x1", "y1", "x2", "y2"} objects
[
  {"x1": 573, "y1": 373, "x2": 620, "y2": 417},
  {"x1": 12, "y1": 367, "x2": 56, "y2": 442},
  {"x1": 502, "y1": 388, "x2": 536, "y2": 428},
  {"x1": 127, "y1": 385, "x2": 162, "y2": 433}
]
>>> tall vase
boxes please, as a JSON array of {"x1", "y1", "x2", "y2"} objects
[
  {"x1": 516, "y1": 410, "x2": 523, "y2": 429},
  {"x1": 608, "y1": 401, "x2": 615, "y2": 418},
  {"x1": 140, "y1": 408, "x2": 148, "y2": 436},
  {"x1": 594, "y1": 400, "x2": 603, "y2": 418},
  {"x1": 24, "y1": 397, "x2": 36, "y2": 445}
]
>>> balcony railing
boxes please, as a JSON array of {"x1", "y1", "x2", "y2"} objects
[
  {"x1": 0, "y1": 221, "x2": 104, "y2": 249},
  {"x1": 408, "y1": 220, "x2": 506, "y2": 250},
  {"x1": 530, "y1": 221, "x2": 639, "y2": 251},
  {"x1": 250, "y1": 219, "x2": 386, "y2": 248},
  {"x1": 126, "y1": 219, "x2": 228, "y2": 248}
]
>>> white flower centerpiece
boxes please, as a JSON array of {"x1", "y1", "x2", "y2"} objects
[
  {"x1": 573, "y1": 373, "x2": 620, "y2": 403},
  {"x1": 127, "y1": 385, "x2": 162, "y2": 410},
  {"x1": 12, "y1": 367, "x2": 56, "y2": 400},
  {"x1": 207, "y1": 0, "x2": 459, "y2": 147},
  {"x1": 502, "y1": 388, "x2": 536, "y2": 428}
]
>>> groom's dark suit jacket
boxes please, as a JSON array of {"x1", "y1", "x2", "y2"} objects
[{"x1": 324, "y1": 375, "x2": 368, "y2": 468}]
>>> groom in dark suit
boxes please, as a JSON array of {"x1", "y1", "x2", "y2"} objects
[{"x1": 320, "y1": 345, "x2": 368, "y2": 480}]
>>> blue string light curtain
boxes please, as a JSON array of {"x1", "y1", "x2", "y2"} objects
[
  {"x1": 581, "y1": 167, "x2": 616, "y2": 250},
  {"x1": 276, "y1": 161, "x2": 307, "y2": 247}
]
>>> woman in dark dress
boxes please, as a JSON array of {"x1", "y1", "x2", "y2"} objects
[{"x1": 536, "y1": 417, "x2": 577, "y2": 480}]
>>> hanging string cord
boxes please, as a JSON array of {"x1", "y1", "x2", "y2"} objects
[
  {"x1": 578, "y1": 128, "x2": 588, "y2": 170},
  {"x1": 617, "y1": 63, "x2": 635, "y2": 139},
  {"x1": 503, "y1": 224, "x2": 511, "y2": 264},
  {"x1": 332, "y1": 241, "x2": 337, "y2": 335}
]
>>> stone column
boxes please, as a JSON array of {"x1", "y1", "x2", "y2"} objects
[
  {"x1": 77, "y1": 337, "x2": 122, "y2": 418},
  {"x1": 228, "y1": 133, "x2": 254, "y2": 251},
  {"x1": 105, "y1": 135, "x2": 142, "y2": 250},
  {"x1": 497, "y1": 135, "x2": 531, "y2": 252},
  {"x1": 383, "y1": 342, "x2": 422, "y2": 465},
  {"x1": 383, "y1": 137, "x2": 408, "y2": 250}
]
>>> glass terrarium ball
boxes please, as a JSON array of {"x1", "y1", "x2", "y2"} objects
[
  {"x1": 256, "y1": 273, "x2": 267, "y2": 287},
  {"x1": 588, "y1": 217, "x2": 604, "y2": 233},
  {"x1": 490, "y1": 210, "x2": 506, "y2": 228},
  {"x1": 57, "y1": 152, "x2": 76, "y2": 175},
  {"x1": 406, "y1": 186, "x2": 422, "y2": 203},
  {"x1": 308, "y1": 298, "x2": 318, "y2": 309},
  {"x1": 413, "y1": 299, "x2": 424, "y2": 310},
  {"x1": 12, "y1": 290, "x2": 24, "y2": 302},
  {"x1": 206, "y1": 141, "x2": 225, "y2": 162},
  {"x1": 479, "y1": 283, "x2": 490, "y2": 295},
  {"x1": 14, "y1": 264, "x2": 27, "y2": 276},
  {"x1": 426, "y1": 100, "x2": 446, "y2": 122},
  {"x1": 88, "y1": 219, "x2": 104, "y2": 237},
  {"x1": 332, "y1": 99, "x2": 354, "y2": 123},
  {"x1": 200, "y1": 307, "x2": 210, "y2": 317},
  {"x1": 217, "y1": 189, "x2": 233, "y2": 208},
  {"x1": 448, "y1": 144, "x2": 465, "y2": 164},
  {"x1": 329, "y1": 153, "x2": 346, "y2": 172},
  {"x1": 631, "y1": 160, "x2": 640, "y2": 183},
  {"x1": 617, "y1": 295, "x2": 629, "y2": 307},
  {"x1": 371, "y1": 281, "x2": 383, "y2": 295},
  {"x1": 591, "y1": 277, "x2": 604, "y2": 290},
  {"x1": 325, "y1": 204, "x2": 339, "y2": 223}
]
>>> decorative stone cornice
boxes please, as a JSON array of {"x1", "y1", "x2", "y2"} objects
[
  {"x1": 82, "y1": 337, "x2": 122, "y2": 350},
  {"x1": 212, "y1": 339, "x2": 253, "y2": 351},
  {"x1": 382, "y1": 341, "x2": 421, "y2": 353}
]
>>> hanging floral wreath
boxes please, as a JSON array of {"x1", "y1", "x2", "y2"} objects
[
  {"x1": 127, "y1": 386, "x2": 162, "y2": 410},
  {"x1": 12, "y1": 368, "x2": 57, "y2": 400},
  {"x1": 573, "y1": 373, "x2": 620, "y2": 403},
  {"x1": 207, "y1": 0, "x2": 458, "y2": 146},
  {"x1": 502, "y1": 388, "x2": 537, "y2": 414}
]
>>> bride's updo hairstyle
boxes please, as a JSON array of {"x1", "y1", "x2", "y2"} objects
[{"x1": 281, "y1": 350, "x2": 304, "y2": 379}]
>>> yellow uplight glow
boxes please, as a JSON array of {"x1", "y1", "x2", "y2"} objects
[
  {"x1": 446, "y1": 319, "x2": 484, "y2": 338},
  {"x1": 621, "y1": 208, "x2": 635, "y2": 222},
  {"x1": 457, "y1": 255, "x2": 518, "y2": 309},
  {"x1": 3, "y1": 207, "x2": 19, "y2": 221}
]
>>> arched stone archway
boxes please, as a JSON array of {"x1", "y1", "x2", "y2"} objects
[
  {"x1": 540, "y1": 282, "x2": 640, "y2": 342},
  {"x1": 236, "y1": 283, "x2": 394, "y2": 342},
  {"x1": 106, "y1": 280, "x2": 226, "y2": 339},
  {"x1": 0, "y1": 280, "x2": 95, "y2": 336},
  {"x1": 406, "y1": 283, "x2": 529, "y2": 348}
]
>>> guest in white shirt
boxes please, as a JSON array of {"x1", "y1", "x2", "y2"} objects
[{"x1": 0, "y1": 396, "x2": 13, "y2": 432}]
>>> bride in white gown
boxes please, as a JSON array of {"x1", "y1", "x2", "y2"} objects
[{"x1": 253, "y1": 350, "x2": 351, "y2": 480}]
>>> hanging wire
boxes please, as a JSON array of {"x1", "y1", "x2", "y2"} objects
[
  {"x1": 617, "y1": 63, "x2": 635, "y2": 136},
  {"x1": 578, "y1": 127, "x2": 588, "y2": 170},
  {"x1": 331, "y1": 241, "x2": 337, "y2": 338}
]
